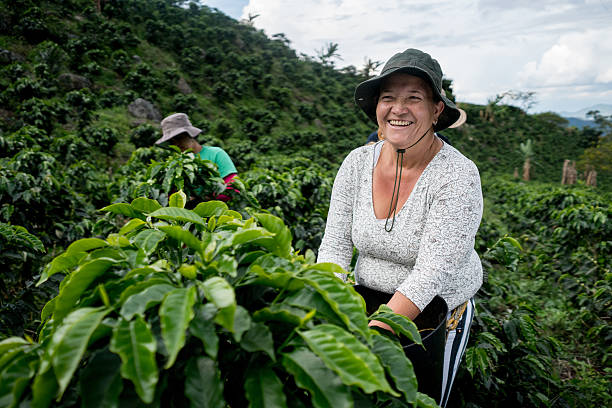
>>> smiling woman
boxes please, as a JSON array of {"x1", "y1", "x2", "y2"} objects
[{"x1": 317, "y1": 48, "x2": 483, "y2": 407}]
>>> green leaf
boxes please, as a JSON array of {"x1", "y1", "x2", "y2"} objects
[
  {"x1": 189, "y1": 304, "x2": 219, "y2": 359},
  {"x1": 120, "y1": 284, "x2": 175, "y2": 320},
  {"x1": 131, "y1": 197, "x2": 162, "y2": 214},
  {"x1": 0, "y1": 338, "x2": 29, "y2": 356},
  {"x1": 169, "y1": 190, "x2": 187, "y2": 208},
  {"x1": 465, "y1": 347, "x2": 491, "y2": 377},
  {"x1": 306, "y1": 262, "x2": 347, "y2": 276},
  {"x1": 53, "y1": 258, "x2": 117, "y2": 322},
  {"x1": 148, "y1": 207, "x2": 206, "y2": 227},
  {"x1": 253, "y1": 213, "x2": 292, "y2": 258},
  {"x1": 285, "y1": 289, "x2": 345, "y2": 327},
  {"x1": 245, "y1": 265, "x2": 305, "y2": 291},
  {"x1": 232, "y1": 228, "x2": 273, "y2": 246},
  {"x1": 193, "y1": 201, "x2": 228, "y2": 218},
  {"x1": 369, "y1": 305, "x2": 422, "y2": 346},
  {"x1": 110, "y1": 316, "x2": 158, "y2": 404},
  {"x1": 78, "y1": 349, "x2": 123, "y2": 408},
  {"x1": 184, "y1": 356, "x2": 225, "y2": 408},
  {"x1": 299, "y1": 324, "x2": 396, "y2": 395},
  {"x1": 281, "y1": 348, "x2": 352, "y2": 408},
  {"x1": 253, "y1": 304, "x2": 315, "y2": 327},
  {"x1": 415, "y1": 392, "x2": 439, "y2": 407},
  {"x1": 0, "y1": 351, "x2": 36, "y2": 408},
  {"x1": 231, "y1": 305, "x2": 252, "y2": 342},
  {"x1": 240, "y1": 322, "x2": 275, "y2": 361},
  {"x1": 49, "y1": 307, "x2": 109, "y2": 398},
  {"x1": 160, "y1": 287, "x2": 197, "y2": 369},
  {"x1": 37, "y1": 251, "x2": 87, "y2": 286},
  {"x1": 371, "y1": 332, "x2": 417, "y2": 403},
  {"x1": 200, "y1": 277, "x2": 236, "y2": 331},
  {"x1": 119, "y1": 218, "x2": 146, "y2": 236},
  {"x1": 299, "y1": 269, "x2": 370, "y2": 341},
  {"x1": 100, "y1": 203, "x2": 145, "y2": 220},
  {"x1": 244, "y1": 367, "x2": 288, "y2": 408},
  {"x1": 66, "y1": 238, "x2": 109, "y2": 255},
  {"x1": 132, "y1": 229, "x2": 166, "y2": 256},
  {"x1": 31, "y1": 366, "x2": 58, "y2": 408},
  {"x1": 158, "y1": 225, "x2": 203, "y2": 254}
]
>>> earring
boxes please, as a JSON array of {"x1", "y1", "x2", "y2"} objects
[{"x1": 377, "y1": 127, "x2": 384, "y2": 140}]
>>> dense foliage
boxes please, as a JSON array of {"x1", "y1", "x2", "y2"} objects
[{"x1": 1, "y1": 0, "x2": 610, "y2": 407}]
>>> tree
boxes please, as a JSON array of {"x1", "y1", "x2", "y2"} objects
[
  {"x1": 519, "y1": 138, "x2": 534, "y2": 181},
  {"x1": 360, "y1": 58, "x2": 383, "y2": 79},
  {"x1": 492, "y1": 90, "x2": 537, "y2": 112},
  {"x1": 316, "y1": 42, "x2": 342, "y2": 67}
]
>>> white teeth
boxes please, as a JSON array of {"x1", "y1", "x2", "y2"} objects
[{"x1": 389, "y1": 120, "x2": 413, "y2": 126}]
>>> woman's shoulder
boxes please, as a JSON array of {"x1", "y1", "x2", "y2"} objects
[{"x1": 435, "y1": 143, "x2": 479, "y2": 176}]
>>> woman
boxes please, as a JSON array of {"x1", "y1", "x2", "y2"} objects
[
  {"x1": 317, "y1": 48, "x2": 483, "y2": 407},
  {"x1": 155, "y1": 112, "x2": 238, "y2": 201}
]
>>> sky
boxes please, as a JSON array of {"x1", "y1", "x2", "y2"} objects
[{"x1": 202, "y1": 0, "x2": 612, "y2": 115}]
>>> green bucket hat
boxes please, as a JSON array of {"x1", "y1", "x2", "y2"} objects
[{"x1": 354, "y1": 48, "x2": 461, "y2": 132}]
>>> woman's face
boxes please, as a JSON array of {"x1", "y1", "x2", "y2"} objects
[{"x1": 375, "y1": 73, "x2": 444, "y2": 149}]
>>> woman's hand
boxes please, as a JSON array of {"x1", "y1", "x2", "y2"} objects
[{"x1": 369, "y1": 319, "x2": 395, "y2": 334}]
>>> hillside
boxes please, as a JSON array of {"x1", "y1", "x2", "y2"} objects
[{"x1": 0, "y1": 0, "x2": 603, "y2": 183}]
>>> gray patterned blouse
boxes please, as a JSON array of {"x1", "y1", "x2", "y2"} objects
[{"x1": 317, "y1": 141, "x2": 483, "y2": 311}]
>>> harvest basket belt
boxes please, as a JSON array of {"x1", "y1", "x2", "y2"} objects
[{"x1": 446, "y1": 300, "x2": 468, "y2": 331}]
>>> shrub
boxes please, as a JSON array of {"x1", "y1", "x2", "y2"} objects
[{"x1": 0, "y1": 196, "x2": 434, "y2": 407}]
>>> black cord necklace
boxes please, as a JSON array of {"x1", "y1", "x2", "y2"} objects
[{"x1": 384, "y1": 128, "x2": 431, "y2": 232}]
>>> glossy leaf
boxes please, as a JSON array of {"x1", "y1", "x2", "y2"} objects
[
  {"x1": 78, "y1": 349, "x2": 123, "y2": 408},
  {"x1": 240, "y1": 322, "x2": 275, "y2": 360},
  {"x1": 160, "y1": 287, "x2": 197, "y2": 369},
  {"x1": 416, "y1": 392, "x2": 439, "y2": 407},
  {"x1": 52, "y1": 258, "x2": 116, "y2": 321},
  {"x1": 244, "y1": 367, "x2": 288, "y2": 408},
  {"x1": 299, "y1": 269, "x2": 370, "y2": 341},
  {"x1": 189, "y1": 304, "x2": 219, "y2": 359},
  {"x1": 253, "y1": 304, "x2": 315, "y2": 327},
  {"x1": 49, "y1": 307, "x2": 109, "y2": 398},
  {"x1": 148, "y1": 207, "x2": 206, "y2": 227},
  {"x1": 371, "y1": 332, "x2": 417, "y2": 403},
  {"x1": 158, "y1": 225, "x2": 203, "y2": 254},
  {"x1": 0, "y1": 352, "x2": 36, "y2": 408},
  {"x1": 252, "y1": 213, "x2": 292, "y2": 258},
  {"x1": 299, "y1": 324, "x2": 396, "y2": 395},
  {"x1": 369, "y1": 305, "x2": 422, "y2": 346},
  {"x1": 130, "y1": 197, "x2": 162, "y2": 214},
  {"x1": 193, "y1": 201, "x2": 228, "y2": 218},
  {"x1": 37, "y1": 251, "x2": 86, "y2": 286},
  {"x1": 244, "y1": 265, "x2": 304, "y2": 291},
  {"x1": 110, "y1": 317, "x2": 158, "y2": 404},
  {"x1": 132, "y1": 229, "x2": 166, "y2": 256},
  {"x1": 0, "y1": 338, "x2": 29, "y2": 356},
  {"x1": 120, "y1": 283, "x2": 175, "y2": 320},
  {"x1": 169, "y1": 190, "x2": 187, "y2": 208},
  {"x1": 184, "y1": 356, "x2": 225, "y2": 408},
  {"x1": 100, "y1": 203, "x2": 145, "y2": 220},
  {"x1": 119, "y1": 218, "x2": 146, "y2": 236},
  {"x1": 281, "y1": 348, "x2": 352, "y2": 408},
  {"x1": 200, "y1": 277, "x2": 236, "y2": 331}
]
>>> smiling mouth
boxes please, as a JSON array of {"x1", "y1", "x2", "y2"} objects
[{"x1": 388, "y1": 120, "x2": 413, "y2": 126}]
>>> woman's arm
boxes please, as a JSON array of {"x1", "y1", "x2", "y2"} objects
[
  {"x1": 397, "y1": 162, "x2": 484, "y2": 313},
  {"x1": 317, "y1": 150, "x2": 361, "y2": 275}
]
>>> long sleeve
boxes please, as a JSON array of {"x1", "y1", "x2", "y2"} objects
[
  {"x1": 396, "y1": 162, "x2": 483, "y2": 311},
  {"x1": 317, "y1": 150, "x2": 362, "y2": 275}
]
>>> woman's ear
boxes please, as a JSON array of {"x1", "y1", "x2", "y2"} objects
[{"x1": 434, "y1": 100, "x2": 445, "y2": 122}]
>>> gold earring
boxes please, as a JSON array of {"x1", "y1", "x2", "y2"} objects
[{"x1": 378, "y1": 128, "x2": 384, "y2": 140}]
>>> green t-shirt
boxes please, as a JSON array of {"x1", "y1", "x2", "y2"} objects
[{"x1": 198, "y1": 146, "x2": 237, "y2": 178}]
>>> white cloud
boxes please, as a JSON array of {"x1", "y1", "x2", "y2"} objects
[
  {"x1": 240, "y1": 0, "x2": 612, "y2": 112},
  {"x1": 518, "y1": 29, "x2": 612, "y2": 88}
]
